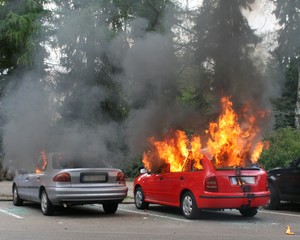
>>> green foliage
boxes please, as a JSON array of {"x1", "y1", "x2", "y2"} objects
[
  {"x1": 271, "y1": 97, "x2": 296, "y2": 129},
  {"x1": 122, "y1": 156, "x2": 144, "y2": 178},
  {"x1": 273, "y1": 0, "x2": 300, "y2": 65},
  {"x1": 0, "y1": 0, "x2": 48, "y2": 70},
  {"x1": 259, "y1": 127, "x2": 300, "y2": 170}
]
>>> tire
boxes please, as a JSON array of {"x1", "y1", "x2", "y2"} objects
[
  {"x1": 134, "y1": 187, "x2": 149, "y2": 210},
  {"x1": 239, "y1": 207, "x2": 258, "y2": 217},
  {"x1": 181, "y1": 191, "x2": 198, "y2": 219},
  {"x1": 102, "y1": 202, "x2": 118, "y2": 214},
  {"x1": 12, "y1": 185, "x2": 23, "y2": 206},
  {"x1": 263, "y1": 183, "x2": 280, "y2": 210},
  {"x1": 40, "y1": 190, "x2": 54, "y2": 216}
]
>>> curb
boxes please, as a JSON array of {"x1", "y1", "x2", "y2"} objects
[{"x1": 0, "y1": 195, "x2": 12, "y2": 201}]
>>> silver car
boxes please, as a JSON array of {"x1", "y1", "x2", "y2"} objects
[{"x1": 12, "y1": 152, "x2": 128, "y2": 215}]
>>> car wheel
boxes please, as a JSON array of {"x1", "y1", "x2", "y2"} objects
[
  {"x1": 181, "y1": 191, "x2": 198, "y2": 219},
  {"x1": 12, "y1": 185, "x2": 23, "y2": 206},
  {"x1": 263, "y1": 183, "x2": 280, "y2": 210},
  {"x1": 40, "y1": 190, "x2": 54, "y2": 216},
  {"x1": 102, "y1": 202, "x2": 118, "y2": 214},
  {"x1": 239, "y1": 207, "x2": 258, "y2": 217},
  {"x1": 134, "y1": 187, "x2": 149, "y2": 210}
]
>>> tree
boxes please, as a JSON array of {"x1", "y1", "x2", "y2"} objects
[
  {"x1": 51, "y1": 0, "x2": 175, "y2": 126},
  {"x1": 0, "y1": 0, "x2": 50, "y2": 152},
  {"x1": 0, "y1": 0, "x2": 49, "y2": 74},
  {"x1": 272, "y1": 0, "x2": 300, "y2": 128},
  {"x1": 179, "y1": 0, "x2": 273, "y2": 130}
]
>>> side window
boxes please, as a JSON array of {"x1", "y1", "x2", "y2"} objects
[{"x1": 35, "y1": 151, "x2": 48, "y2": 173}]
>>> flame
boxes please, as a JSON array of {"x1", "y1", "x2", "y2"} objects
[
  {"x1": 286, "y1": 225, "x2": 295, "y2": 235},
  {"x1": 143, "y1": 130, "x2": 203, "y2": 172},
  {"x1": 35, "y1": 150, "x2": 48, "y2": 173},
  {"x1": 142, "y1": 97, "x2": 269, "y2": 172},
  {"x1": 206, "y1": 96, "x2": 267, "y2": 168}
]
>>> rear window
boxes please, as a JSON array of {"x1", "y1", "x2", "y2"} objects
[
  {"x1": 211, "y1": 159, "x2": 262, "y2": 170},
  {"x1": 52, "y1": 152, "x2": 109, "y2": 169}
]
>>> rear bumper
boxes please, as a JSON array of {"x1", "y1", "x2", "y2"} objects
[
  {"x1": 46, "y1": 185, "x2": 128, "y2": 205},
  {"x1": 198, "y1": 192, "x2": 270, "y2": 209}
]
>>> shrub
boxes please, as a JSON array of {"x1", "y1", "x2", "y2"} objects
[
  {"x1": 122, "y1": 156, "x2": 144, "y2": 179},
  {"x1": 259, "y1": 127, "x2": 300, "y2": 170}
]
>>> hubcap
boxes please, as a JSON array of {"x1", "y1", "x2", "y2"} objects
[
  {"x1": 182, "y1": 195, "x2": 193, "y2": 216},
  {"x1": 41, "y1": 193, "x2": 47, "y2": 212},
  {"x1": 13, "y1": 188, "x2": 17, "y2": 200},
  {"x1": 135, "y1": 190, "x2": 143, "y2": 207}
]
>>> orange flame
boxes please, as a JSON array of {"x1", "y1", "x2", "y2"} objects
[
  {"x1": 142, "y1": 97, "x2": 269, "y2": 172},
  {"x1": 143, "y1": 130, "x2": 203, "y2": 172},
  {"x1": 286, "y1": 225, "x2": 295, "y2": 235},
  {"x1": 35, "y1": 150, "x2": 48, "y2": 173},
  {"x1": 206, "y1": 96, "x2": 267, "y2": 168}
]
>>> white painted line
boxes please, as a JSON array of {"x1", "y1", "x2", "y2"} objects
[
  {"x1": 260, "y1": 210, "x2": 300, "y2": 218},
  {"x1": 118, "y1": 208, "x2": 192, "y2": 223},
  {"x1": 0, "y1": 208, "x2": 23, "y2": 219}
]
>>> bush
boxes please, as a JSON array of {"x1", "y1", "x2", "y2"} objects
[
  {"x1": 122, "y1": 156, "x2": 144, "y2": 179},
  {"x1": 259, "y1": 127, "x2": 300, "y2": 170}
]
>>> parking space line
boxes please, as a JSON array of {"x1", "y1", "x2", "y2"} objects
[
  {"x1": 260, "y1": 210, "x2": 300, "y2": 218},
  {"x1": 118, "y1": 208, "x2": 192, "y2": 222},
  {"x1": 0, "y1": 208, "x2": 23, "y2": 219}
]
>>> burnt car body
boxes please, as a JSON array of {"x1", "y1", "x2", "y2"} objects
[
  {"x1": 264, "y1": 158, "x2": 300, "y2": 210},
  {"x1": 134, "y1": 155, "x2": 270, "y2": 219},
  {"x1": 12, "y1": 152, "x2": 128, "y2": 215}
]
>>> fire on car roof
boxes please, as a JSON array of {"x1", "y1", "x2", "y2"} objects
[{"x1": 142, "y1": 96, "x2": 269, "y2": 172}]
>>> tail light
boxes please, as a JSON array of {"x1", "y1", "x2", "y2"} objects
[
  {"x1": 205, "y1": 176, "x2": 218, "y2": 192},
  {"x1": 53, "y1": 172, "x2": 71, "y2": 182},
  {"x1": 116, "y1": 172, "x2": 125, "y2": 182},
  {"x1": 265, "y1": 175, "x2": 269, "y2": 191}
]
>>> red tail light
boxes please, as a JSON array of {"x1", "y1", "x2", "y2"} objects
[
  {"x1": 205, "y1": 176, "x2": 218, "y2": 192},
  {"x1": 53, "y1": 172, "x2": 71, "y2": 182},
  {"x1": 116, "y1": 172, "x2": 125, "y2": 182}
]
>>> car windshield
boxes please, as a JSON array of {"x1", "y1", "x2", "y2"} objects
[{"x1": 52, "y1": 153, "x2": 109, "y2": 169}]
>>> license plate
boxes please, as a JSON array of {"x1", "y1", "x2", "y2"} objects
[
  {"x1": 230, "y1": 176, "x2": 255, "y2": 185},
  {"x1": 81, "y1": 174, "x2": 107, "y2": 183}
]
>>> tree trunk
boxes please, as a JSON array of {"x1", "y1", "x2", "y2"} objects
[{"x1": 295, "y1": 66, "x2": 300, "y2": 129}]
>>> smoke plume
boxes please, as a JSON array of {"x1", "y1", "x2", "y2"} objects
[{"x1": 1, "y1": 1, "x2": 280, "y2": 172}]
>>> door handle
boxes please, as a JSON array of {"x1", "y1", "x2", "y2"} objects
[{"x1": 179, "y1": 176, "x2": 184, "y2": 180}]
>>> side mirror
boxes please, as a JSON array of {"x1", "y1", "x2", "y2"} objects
[{"x1": 140, "y1": 168, "x2": 148, "y2": 174}]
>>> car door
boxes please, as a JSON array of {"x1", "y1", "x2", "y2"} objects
[
  {"x1": 157, "y1": 160, "x2": 195, "y2": 205},
  {"x1": 16, "y1": 173, "x2": 32, "y2": 200},
  {"x1": 157, "y1": 171, "x2": 184, "y2": 205},
  {"x1": 278, "y1": 159, "x2": 300, "y2": 196},
  {"x1": 142, "y1": 173, "x2": 165, "y2": 202},
  {"x1": 29, "y1": 153, "x2": 50, "y2": 202},
  {"x1": 29, "y1": 172, "x2": 44, "y2": 202}
]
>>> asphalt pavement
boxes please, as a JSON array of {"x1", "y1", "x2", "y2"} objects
[{"x1": 0, "y1": 180, "x2": 134, "y2": 202}]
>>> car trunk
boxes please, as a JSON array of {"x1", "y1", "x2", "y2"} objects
[
  {"x1": 214, "y1": 167, "x2": 268, "y2": 193},
  {"x1": 61, "y1": 168, "x2": 122, "y2": 188}
]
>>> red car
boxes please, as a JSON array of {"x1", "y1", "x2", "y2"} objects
[{"x1": 134, "y1": 155, "x2": 270, "y2": 219}]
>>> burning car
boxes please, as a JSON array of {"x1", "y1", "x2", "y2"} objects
[
  {"x1": 134, "y1": 153, "x2": 269, "y2": 219},
  {"x1": 12, "y1": 152, "x2": 128, "y2": 215},
  {"x1": 134, "y1": 97, "x2": 270, "y2": 219}
]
